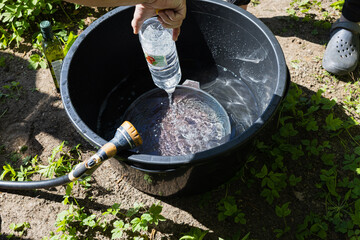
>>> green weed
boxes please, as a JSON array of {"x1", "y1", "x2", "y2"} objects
[
  {"x1": 179, "y1": 227, "x2": 209, "y2": 240},
  {"x1": 1, "y1": 81, "x2": 22, "y2": 100},
  {"x1": 296, "y1": 212, "x2": 328, "y2": 239},
  {"x1": 274, "y1": 202, "x2": 291, "y2": 238},
  {"x1": 330, "y1": 0, "x2": 345, "y2": 11},
  {"x1": 0, "y1": 0, "x2": 84, "y2": 49},
  {"x1": 8, "y1": 221, "x2": 31, "y2": 238},
  {"x1": 0, "y1": 142, "x2": 90, "y2": 193},
  {"x1": 0, "y1": 0, "x2": 61, "y2": 48},
  {"x1": 217, "y1": 195, "x2": 246, "y2": 224},
  {"x1": 255, "y1": 164, "x2": 287, "y2": 204},
  {"x1": 287, "y1": 0, "x2": 336, "y2": 29},
  {"x1": 45, "y1": 202, "x2": 166, "y2": 240}
]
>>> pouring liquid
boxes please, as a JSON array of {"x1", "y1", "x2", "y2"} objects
[
  {"x1": 167, "y1": 91, "x2": 173, "y2": 105},
  {"x1": 122, "y1": 87, "x2": 230, "y2": 156}
]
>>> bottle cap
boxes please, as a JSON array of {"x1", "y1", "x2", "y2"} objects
[{"x1": 40, "y1": 20, "x2": 53, "y2": 40}]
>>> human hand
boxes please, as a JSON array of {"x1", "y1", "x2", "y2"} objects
[{"x1": 131, "y1": 0, "x2": 186, "y2": 41}]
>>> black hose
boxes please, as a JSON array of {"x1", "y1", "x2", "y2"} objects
[
  {"x1": 0, "y1": 121, "x2": 142, "y2": 190},
  {"x1": 0, "y1": 161, "x2": 89, "y2": 190},
  {"x1": 0, "y1": 175, "x2": 71, "y2": 190}
]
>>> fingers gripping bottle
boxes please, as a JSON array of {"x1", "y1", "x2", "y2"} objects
[{"x1": 139, "y1": 17, "x2": 182, "y2": 94}]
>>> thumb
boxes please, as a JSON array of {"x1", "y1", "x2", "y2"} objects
[
  {"x1": 172, "y1": 27, "x2": 180, "y2": 41},
  {"x1": 131, "y1": 10, "x2": 143, "y2": 34},
  {"x1": 131, "y1": 5, "x2": 150, "y2": 34}
]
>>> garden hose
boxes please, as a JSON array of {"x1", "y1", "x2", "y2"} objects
[{"x1": 0, "y1": 121, "x2": 142, "y2": 190}]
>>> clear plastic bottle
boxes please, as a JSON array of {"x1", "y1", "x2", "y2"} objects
[{"x1": 139, "y1": 17, "x2": 181, "y2": 94}]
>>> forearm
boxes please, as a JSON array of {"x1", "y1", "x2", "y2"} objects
[{"x1": 64, "y1": 0, "x2": 152, "y2": 7}]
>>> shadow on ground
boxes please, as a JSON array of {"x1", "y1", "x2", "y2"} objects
[
  {"x1": 258, "y1": 15, "x2": 330, "y2": 45},
  {"x1": 0, "y1": 51, "x2": 94, "y2": 162}
]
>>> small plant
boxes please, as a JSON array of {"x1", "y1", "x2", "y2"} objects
[
  {"x1": 0, "y1": 142, "x2": 90, "y2": 190},
  {"x1": 344, "y1": 81, "x2": 360, "y2": 115},
  {"x1": 296, "y1": 212, "x2": 328, "y2": 239},
  {"x1": 324, "y1": 113, "x2": 343, "y2": 132},
  {"x1": 0, "y1": 0, "x2": 84, "y2": 49},
  {"x1": 0, "y1": 155, "x2": 38, "y2": 181},
  {"x1": 219, "y1": 232, "x2": 251, "y2": 240},
  {"x1": 2, "y1": 81, "x2": 22, "y2": 100},
  {"x1": 330, "y1": 0, "x2": 345, "y2": 11},
  {"x1": 273, "y1": 202, "x2": 291, "y2": 238},
  {"x1": 130, "y1": 203, "x2": 166, "y2": 233},
  {"x1": 250, "y1": 0, "x2": 260, "y2": 6},
  {"x1": 36, "y1": 143, "x2": 82, "y2": 180},
  {"x1": 289, "y1": 174, "x2": 302, "y2": 186},
  {"x1": 217, "y1": 195, "x2": 246, "y2": 224},
  {"x1": 28, "y1": 53, "x2": 47, "y2": 70},
  {"x1": 0, "y1": 0, "x2": 60, "y2": 48},
  {"x1": 47, "y1": 202, "x2": 167, "y2": 239},
  {"x1": 286, "y1": 0, "x2": 335, "y2": 29},
  {"x1": 255, "y1": 165, "x2": 287, "y2": 204},
  {"x1": 179, "y1": 227, "x2": 209, "y2": 240},
  {"x1": 8, "y1": 221, "x2": 30, "y2": 238}
]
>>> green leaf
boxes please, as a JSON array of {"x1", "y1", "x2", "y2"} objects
[
  {"x1": 235, "y1": 212, "x2": 246, "y2": 224},
  {"x1": 306, "y1": 118, "x2": 318, "y2": 131},
  {"x1": 255, "y1": 165, "x2": 268, "y2": 178},
  {"x1": 82, "y1": 214, "x2": 97, "y2": 228},
  {"x1": 275, "y1": 202, "x2": 291, "y2": 217},
  {"x1": 279, "y1": 123, "x2": 298, "y2": 137},
  {"x1": 131, "y1": 217, "x2": 148, "y2": 232},
  {"x1": 324, "y1": 113, "x2": 343, "y2": 131},
  {"x1": 224, "y1": 201, "x2": 238, "y2": 216},
  {"x1": 148, "y1": 203, "x2": 165, "y2": 224},
  {"x1": 104, "y1": 203, "x2": 121, "y2": 216},
  {"x1": 63, "y1": 31, "x2": 78, "y2": 56},
  {"x1": 1, "y1": 163, "x2": 16, "y2": 180},
  {"x1": 180, "y1": 228, "x2": 209, "y2": 240},
  {"x1": 141, "y1": 213, "x2": 153, "y2": 222},
  {"x1": 351, "y1": 199, "x2": 360, "y2": 225},
  {"x1": 126, "y1": 203, "x2": 142, "y2": 217},
  {"x1": 355, "y1": 147, "x2": 360, "y2": 156},
  {"x1": 289, "y1": 174, "x2": 302, "y2": 186},
  {"x1": 321, "y1": 153, "x2": 335, "y2": 166},
  {"x1": 241, "y1": 232, "x2": 251, "y2": 240},
  {"x1": 111, "y1": 220, "x2": 125, "y2": 239}
]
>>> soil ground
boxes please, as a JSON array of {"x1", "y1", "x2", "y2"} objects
[{"x1": 1, "y1": 0, "x2": 360, "y2": 239}]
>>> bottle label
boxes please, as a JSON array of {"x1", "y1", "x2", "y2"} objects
[
  {"x1": 144, "y1": 53, "x2": 167, "y2": 67},
  {"x1": 51, "y1": 59, "x2": 63, "y2": 83}
]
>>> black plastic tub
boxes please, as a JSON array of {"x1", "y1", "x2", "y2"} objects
[{"x1": 60, "y1": 0, "x2": 290, "y2": 196}]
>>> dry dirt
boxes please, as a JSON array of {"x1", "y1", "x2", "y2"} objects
[{"x1": 0, "y1": 0, "x2": 359, "y2": 239}]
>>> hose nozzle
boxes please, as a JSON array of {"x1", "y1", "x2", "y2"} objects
[
  {"x1": 74, "y1": 121, "x2": 142, "y2": 180},
  {"x1": 111, "y1": 121, "x2": 143, "y2": 152}
]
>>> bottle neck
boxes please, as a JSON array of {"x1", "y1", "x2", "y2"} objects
[
  {"x1": 42, "y1": 31, "x2": 53, "y2": 42},
  {"x1": 40, "y1": 21, "x2": 54, "y2": 42}
]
